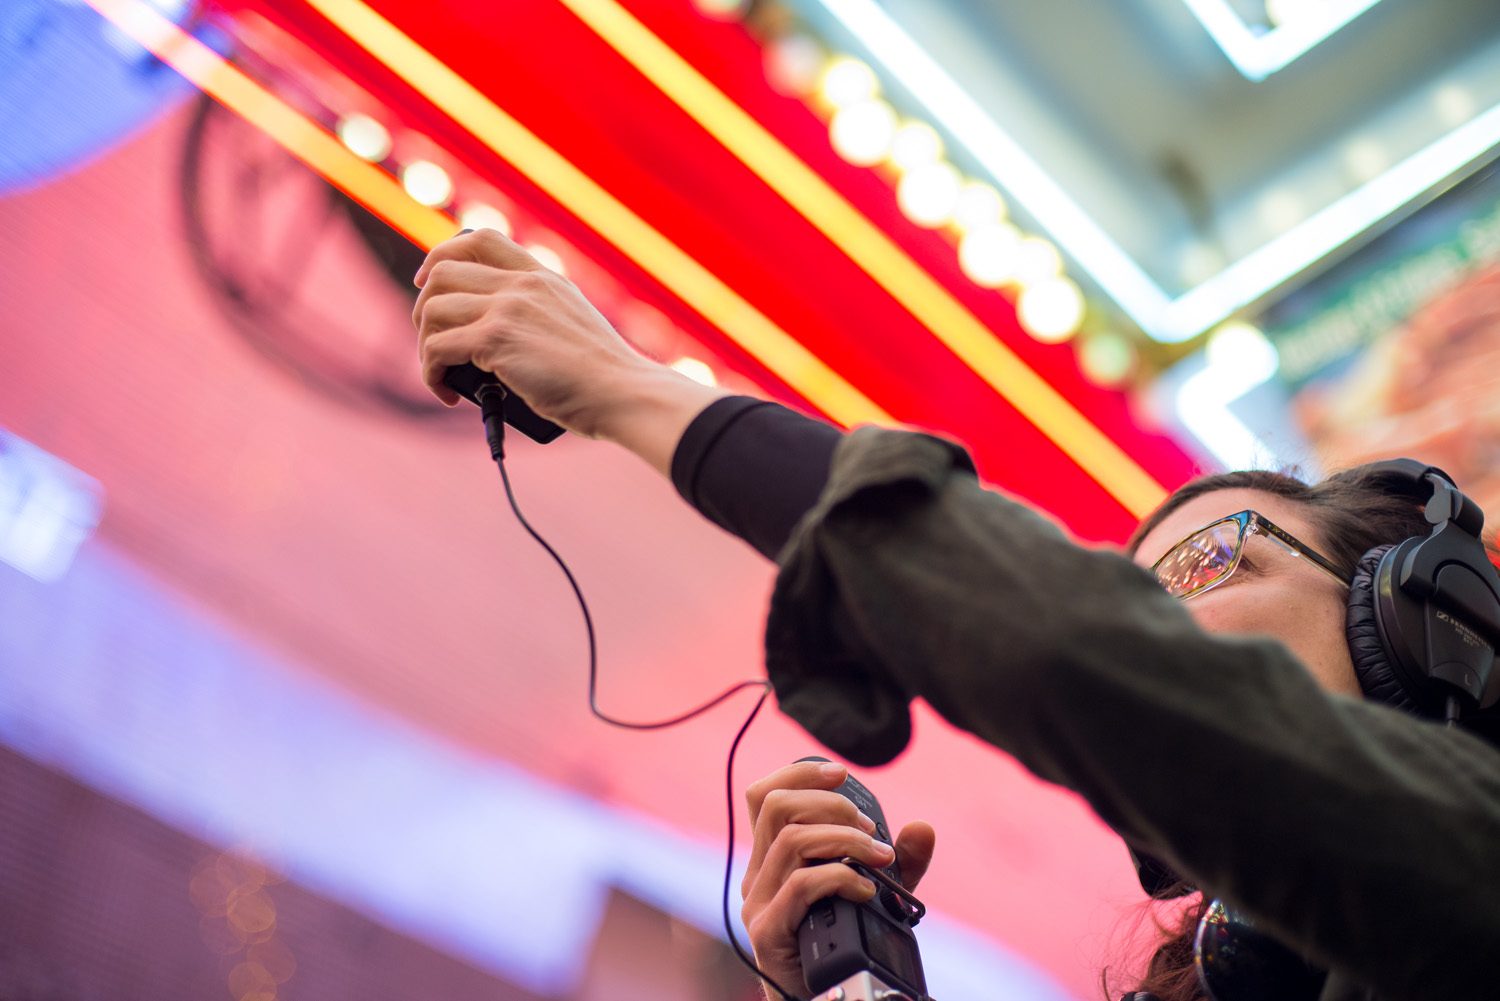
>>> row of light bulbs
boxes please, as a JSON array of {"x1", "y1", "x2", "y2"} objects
[
  {"x1": 754, "y1": 36, "x2": 1141, "y2": 387},
  {"x1": 811, "y1": 54, "x2": 1088, "y2": 346},
  {"x1": 333, "y1": 112, "x2": 721, "y2": 389}
]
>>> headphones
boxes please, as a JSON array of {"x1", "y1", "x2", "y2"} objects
[
  {"x1": 1345, "y1": 459, "x2": 1500, "y2": 727},
  {"x1": 1124, "y1": 460, "x2": 1500, "y2": 1001}
]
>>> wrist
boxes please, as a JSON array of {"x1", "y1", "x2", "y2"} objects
[{"x1": 591, "y1": 364, "x2": 733, "y2": 477}]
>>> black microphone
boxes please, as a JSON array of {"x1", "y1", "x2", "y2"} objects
[{"x1": 442, "y1": 363, "x2": 565, "y2": 446}]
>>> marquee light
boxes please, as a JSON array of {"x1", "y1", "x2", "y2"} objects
[
  {"x1": 541, "y1": 0, "x2": 1169, "y2": 515},
  {"x1": 80, "y1": 0, "x2": 459, "y2": 250},
  {"x1": 303, "y1": 0, "x2": 891, "y2": 428},
  {"x1": 812, "y1": 0, "x2": 1500, "y2": 345}
]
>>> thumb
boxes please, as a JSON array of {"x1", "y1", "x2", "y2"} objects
[{"x1": 894, "y1": 820, "x2": 935, "y2": 891}]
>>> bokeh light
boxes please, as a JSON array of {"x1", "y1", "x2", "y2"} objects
[
  {"x1": 890, "y1": 121, "x2": 943, "y2": 172},
  {"x1": 1014, "y1": 236, "x2": 1063, "y2": 287},
  {"x1": 1434, "y1": 84, "x2": 1477, "y2": 127},
  {"x1": 401, "y1": 160, "x2": 454, "y2": 208},
  {"x1": 830, "y1": 99, "x2": 899, "y2": 166},
  {"x1": 955, "y1": 180, "x2": 1007, "y2": 232},
  {"x1": 669, "y1": 357, "x2": 718, "y2": 386},
  {"x1": 959, "y1": 222, "x2": 1022, "y2": 287},
  {"x1": 764, "y1": 34, "x2": 825, "y2": 97},
  {"x1": 1207, "y1": 320, "x2": 1280, "y2": 380},
  {"x1": 526, "y1": 243, "x2": 567, "y2": 276},
  {"x1": 335, "y1": 113, "x2": 391, "y2": 162},
  {"x1": 459, "y1": 203, "x2": 513, "y2": 237},
  {"x1": 1078, "y1": 332, "x2": 1138, "y2": 386},
  {"x1": 819, "y1": 57, "x2": 878, "y2": 109},
  {"x1": 897, "y1": 161, "x2": 962, "y2": 227},
  {"x1": 1017, "y1": 277, "x2": 1085, "y2": 343}
]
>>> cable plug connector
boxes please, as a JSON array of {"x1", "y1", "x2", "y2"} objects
[{"x1": 474, "y1": 382, "x2": 507, "y2": 462}]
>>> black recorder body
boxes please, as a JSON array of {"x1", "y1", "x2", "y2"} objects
[{"x1": 795, "y1": 757, "x2": 928, "y2": 1001}]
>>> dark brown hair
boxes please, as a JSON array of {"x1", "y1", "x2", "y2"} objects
[
  {"x1": 1126, "y1": 465, "x2": 1440, "y2": 572},
  {"x1": 1107, "y1": 462, "x2": 1499, "y2": 1001}
]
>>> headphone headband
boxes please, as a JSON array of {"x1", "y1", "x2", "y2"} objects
[{"x1": 1360, "y1": 459, "x2": 1486, "y2": 538}]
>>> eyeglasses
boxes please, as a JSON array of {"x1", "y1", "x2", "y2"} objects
[{"x1": 1150, "y1": 510, "x2": 1350, "y2": 601}]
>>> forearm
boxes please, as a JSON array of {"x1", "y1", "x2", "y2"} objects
[
  {"x1": 593, "y1": 364, "x2": 732, "y2": 478},
  {"x1": 596, "y1": 365, "x2": 844, "y2": 560}
]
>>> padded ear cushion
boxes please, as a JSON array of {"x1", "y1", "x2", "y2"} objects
[{"x1": 1346, "y1": 544, "x2": 1420, "y2": 713}]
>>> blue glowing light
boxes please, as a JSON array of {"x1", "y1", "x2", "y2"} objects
[
  {"x1": 0, "y1": 1, "x2": 218, "y2": 195},
  {"x1": 0, "y1": 428, "x2": 103, "y2": 582}
]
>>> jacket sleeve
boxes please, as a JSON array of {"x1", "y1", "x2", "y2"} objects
[{"x1": 765, "y1": 427, "x2": 1500, "y2": 1001}]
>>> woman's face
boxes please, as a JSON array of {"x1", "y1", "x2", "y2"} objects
[{"x1": 1132, "y1": 488, "x2": 1361, "y2": 697}]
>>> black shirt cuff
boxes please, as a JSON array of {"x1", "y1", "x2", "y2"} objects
[{"x1": 670, "y1": 396, "x2": 842, "y2": 560}]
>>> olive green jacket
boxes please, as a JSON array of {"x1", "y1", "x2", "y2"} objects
[{"x1": 765, "y1": 428, "x2": 1500, "y2": 1001}]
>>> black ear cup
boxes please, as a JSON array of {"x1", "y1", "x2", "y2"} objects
[{"x1": 1346, "y1": 543, "x2": 1421, "y2": 714}]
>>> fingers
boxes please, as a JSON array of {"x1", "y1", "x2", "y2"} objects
[
  {"x1": 894, "y1": 820, "x2": 936, "y2": 891},
  {"x1": 411, "y1": 260, "x2": 505, "y2": 330},
  {"x1": 743, "y1": 786, "x2": 875, "y2": 895},
  {"x1": 413, "y1": 291, "x2": 491, "y2": 341},
  {"x1": 414, "y1": 228, "x2": 540, "y2": 289},
  {"x1": 419, "y1": 324, "x2": 487, "y2": 406},
  {"x1": 746, "y1": 823, "x2": 894, "y2": 910},
  {"x1": 744, "y1": 862, "x2": 877, "y2": 960},
  {"x1": 746, "y1": 760, "x2": 849, "y2": 830}
]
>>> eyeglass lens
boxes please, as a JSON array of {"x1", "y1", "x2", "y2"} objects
[{"x1": 1153, "y1": 520, "x2": 1241, "y2": 598}]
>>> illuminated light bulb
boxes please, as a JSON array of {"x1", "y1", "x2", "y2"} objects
[
  {"x1": 1017, "y1": 277, "x2": 1085, "y2": 343},
  {"x1": 1434, "y1": 84, "x2": 1476, "y2": 127},
  {"x1": 1078, "y1": 332, "x2": 1137, "y2": 386},
  {"x1": 336, "y1": 113, "x2": 391, "y2": 162},
  {"x1": 458, "y1": 203, "x2": 512, "y2": 237},
  {"x1": 401, "y1": 160, "x2": 453, "y2": 207},
  {"x1": 897, "y1": 161, "x2": 962, "y2": 228},
  {"x1": 1014, "y1": 236, "x2": 1063, "y2": 286},
  {"x1": 765, "y1": 34, "x2": 825, "y2": 97},
  {"x1": 890, "y1": 121, "x2": 943, "y2": 171},
  {"x1": 1343, "y1": 138, "x2": 1388, "y2": 183},
  {"x1": 830, "y1": 99, "x2": 898, "y2": 166},
  {"x1": 526, "y1": 244, "x2": 566, "y2": 276},
  {"x1": 670, "y1": 357, "x2": 718, "y2": 386},
  {"x1": 819, "y1": 57, "x2": 878, "y2": 110},
  {"x1": 954, "y1": 181, "x2": 1007, "y2": 231},
  {"x1": 692, "y1": 0, "x2": 750, "y2": 20},
  {"x1": 1207, "y1": 321, "x2": 1279, "y2": 381},
  {"x1": 958, "y1": 222, "x2": 1022, "y2": 287}
]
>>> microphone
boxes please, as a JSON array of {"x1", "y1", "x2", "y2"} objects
[{"x1": 442, "y1": 363, "x2": 565, "y2": 445}]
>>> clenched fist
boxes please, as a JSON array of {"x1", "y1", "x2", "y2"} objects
[{"x1": 413, "y1": 229, "x2": 663, "y2": 437}]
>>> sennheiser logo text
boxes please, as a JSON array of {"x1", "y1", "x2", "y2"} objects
[{"x1": 1436, "y1": 610, "x2": 1484, "y2": 649}]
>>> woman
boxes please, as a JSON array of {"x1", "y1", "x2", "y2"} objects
[{"x1": 412, "y1": 231, "x2": 1500, "y2": 1001}]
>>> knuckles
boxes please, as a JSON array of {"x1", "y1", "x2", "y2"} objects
[
  {"x1": 430, "y1": 259, "x2": 461, "y2": 281},
  {"x1": 470, "y1": 227, "x2": 510, "y2": 258}
]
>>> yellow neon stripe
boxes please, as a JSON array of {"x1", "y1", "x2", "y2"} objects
[
  {"x1": 80, "y1": 0, "x2": 456, "y2": 251},
  {"x1": 558, "y1": 0, "x2": 1167, "y2": 516},
  {"x1": 300, "y1": 0, "x2": 890, "y2": 429}
]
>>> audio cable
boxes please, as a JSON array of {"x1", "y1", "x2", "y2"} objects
[{"x1": 470, "y1": 385, "x2": 802, "y2": 1001}]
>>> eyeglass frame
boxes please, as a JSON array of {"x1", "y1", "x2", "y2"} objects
[{"x1": 1149, "y1": 510, "x2": 1351, "y2": 601}]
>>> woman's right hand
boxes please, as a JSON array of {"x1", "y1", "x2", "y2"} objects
[
  {"x1": 741, "y1": 760, "x2": 936, "y2": 998},
  {"x1": 412, "y1": 229, "x2": 729, "y2": 474}
]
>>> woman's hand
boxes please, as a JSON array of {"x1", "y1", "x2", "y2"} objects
[
  {"x1": 412, "y1": 229, "x2": 725, "y2": 450},
  {"x1": 741, "y1": 760, "x2": 936, "y2": 998}
]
